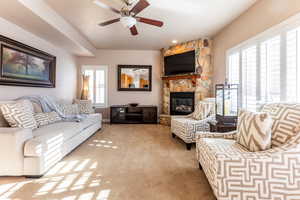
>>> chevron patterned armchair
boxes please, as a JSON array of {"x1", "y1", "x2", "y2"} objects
[{"x1": 196, "y1": 103, "x2": 300, "y2": 200}]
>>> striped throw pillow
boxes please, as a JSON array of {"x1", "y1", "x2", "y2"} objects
[
  {"x1": 236, "y1": 110, "x2": 273, "y2": 152},
  {"x1": 34, "y1": 112, "x2": 62, "y2": 127},
  {"x1": 0, "y1": 100, "x2": 37, "y2": 129}
]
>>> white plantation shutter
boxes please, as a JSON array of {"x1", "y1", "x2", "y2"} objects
[
  {"x1": 242, "y1": 46, "x2": 257, "y2": 111},
  {"x1": 260, "y1": 36, "x2": 281, "y2": 103},
  {"x1": 228, "y1": 52, "x2": 240, "y2": 84},
  {"x1": 226, "y1": 18, "x2": 300, "y2": 109},
  {"x1": 286, "y1": 28, "x2": 300, "y2": 102}
]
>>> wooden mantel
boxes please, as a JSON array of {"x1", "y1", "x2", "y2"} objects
[{"x1": 162, "y1": 74, "x2": 201, "y2": 87}]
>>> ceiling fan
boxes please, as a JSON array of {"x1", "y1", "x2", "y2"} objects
[{"x1": 93, "y1": 0, "x2": 164, "y2": 36}]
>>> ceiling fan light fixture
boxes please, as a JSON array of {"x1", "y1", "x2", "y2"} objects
[{"x1": 120, "y1": 16, "x2": 137, "y2": 28}]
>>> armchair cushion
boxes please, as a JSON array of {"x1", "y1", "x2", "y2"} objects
[
  {"x1": 171, "y1": 115, "x2": 215, "y2": 143},
  {"x1": 236, "y1": 110, "x2": 273, "y2": 152},
  {"x1": 192, "y1": 101, "x2": 214, "y2": 120},
  {"x1": 261, "y1": 103, "x2": 300, "y2": 147}
]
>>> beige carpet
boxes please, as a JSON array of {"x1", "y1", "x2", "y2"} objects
[{"x1": 0, "y1": 124, "x2": 215, "y2": 200}]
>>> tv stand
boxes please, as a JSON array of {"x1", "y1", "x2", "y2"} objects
[{"x1": 110, "y1": 105, "x2": 157, "y2": 124}]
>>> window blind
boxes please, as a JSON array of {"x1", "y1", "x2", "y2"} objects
[
  {"x1": 260, "y1": 36, "x2": 281, "y2": 103},
  {"x1": 242, "y1": 45, "x2": 257, "y2": 111}
]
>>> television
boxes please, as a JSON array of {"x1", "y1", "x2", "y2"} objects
[{"x1": 164, "y1": 50, "x2": 195, "y2": 76}]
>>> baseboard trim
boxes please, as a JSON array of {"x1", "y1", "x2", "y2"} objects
[{"x1": 102, "y1": 119, "x2": 110, "y2": 123}]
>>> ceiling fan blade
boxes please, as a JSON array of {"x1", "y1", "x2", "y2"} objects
[
  {"x1": 93, "y1": 0, "x2": 120, "y2": 14},
  {"x1": 130, "y1": 25, "x2": 138, "y2": 36},
  {"x1": 99, "y1": 18, "x2": 120, "y2": 26},
  {"x1": 130, "y1": 0, "x2": 150, "y2": 16},
  {"x1": 136, "y1": 17, "x2": 164, "y2": 27}
]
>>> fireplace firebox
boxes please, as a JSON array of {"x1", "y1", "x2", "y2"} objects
[{"x1": 170, "y1": 92, "x2": 195, "y2": 115}]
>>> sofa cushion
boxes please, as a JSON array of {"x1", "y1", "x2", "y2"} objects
[
  {"x1": 261, "y1": 103, "x2": 300, "y2": 147},
  {"x1": 0, "y1": 101, "x2": 12, "y2": 127},
  {"x1": 34, "y1": 112, "x2": 62, "y2": 127},
  {"x1": 236, "y1": 110, "x2": 273, "y2": 152},
  {"x1": 58, "y1": 103, "x2": 79, "y2": 116},
  {"x1": 74, "y1": 99, "x2": 94, "y2": 114},
  {"x1": 24, "y1": 113, "x2": 101, "y2": 157},
  {"x1": 0, "y1": 100, "x2": 37, "y2": 129}
]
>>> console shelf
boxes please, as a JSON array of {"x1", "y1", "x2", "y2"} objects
[{"x1": 110, "y1": 105, "x2": 157, "y2": 124}]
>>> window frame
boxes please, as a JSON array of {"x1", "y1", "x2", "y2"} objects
[
  {"x1": 81, "y1": 65, "x2": 109, "y2": 108},
  {"x1": 226, "y1": 13, "x2": 300, "y2": 109}
]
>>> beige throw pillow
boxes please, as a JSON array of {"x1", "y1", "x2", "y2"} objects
[
  {"x1": 34, "y1": 112, "x2": 62, "y2": 127},
  {"x1": 236, "y1": 110, "x2": 273, "y2": 152},
  {"x1": 0, "y1": 100, "x2": 37, "y2": 129},
  {"x1": 192, "y1": 101, "x2": 213, "y2": 120},
  {"x1": 74, "y1": 99, "x2": 94, "y2": 114}
]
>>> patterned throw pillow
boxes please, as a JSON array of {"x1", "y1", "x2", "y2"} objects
[
  {"x1": 59, "y1": 104, "x2": 79, "y2": 116},
  {"x1": 74, "y1": 99, "x2": 94, "y2": 114},
  {"x1": 236, "y1": 110, "x2": 273, "y2": 152},
  {"x1": 261, "y1": 103, "x2": 300, "y2": 147},
  {"x1": 0, "y1": 100, "x2": 37, "y2": 129},
  {"x1": 192, "y1": 101, "x2": 213, "y2": 120},
  {"x1": 34, "y1": 112, "x2": 62, "y2": 127}
]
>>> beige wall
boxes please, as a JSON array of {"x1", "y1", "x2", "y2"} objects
[
  {"x1": 0, "y1": 18, "x2": 78, "y2": 101},
  {"x1": 213, "y1": 0, "x2": 300, "y2": 84},
  {"x1": 76, "y1": 50, "x2": 162, "y2": 120}
]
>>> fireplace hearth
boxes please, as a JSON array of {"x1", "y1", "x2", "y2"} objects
[{"x1": 170, "y1": 92, "x2": 195, "y2": 115}]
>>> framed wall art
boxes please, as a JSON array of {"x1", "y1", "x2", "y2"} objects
[{"x1": 0, "y1": 35, "x2": 56, "y2": 88}]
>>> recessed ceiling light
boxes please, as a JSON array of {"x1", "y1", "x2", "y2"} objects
[{"x1": 172, "y1": 40, "x2": 178, "y2": 44}]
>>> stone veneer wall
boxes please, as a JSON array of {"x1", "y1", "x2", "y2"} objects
[{"x1": 161, "y1": 39, "x2": 213, "y2": 115}]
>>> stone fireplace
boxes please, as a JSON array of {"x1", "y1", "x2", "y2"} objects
[
  {"x1": 159, "y1": 39, "x2": 214, "y2": 126},
  {"x1": 170, "y1": 92, "x2": 195, "y2": 115}
]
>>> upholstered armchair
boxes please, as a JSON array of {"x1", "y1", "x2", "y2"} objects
[
  {"x1": 171, "y1": 99, "x2": 215, "y2": 150},
  {"x1": 196, "y1": 103, "x2": 300, "y2": 199}
]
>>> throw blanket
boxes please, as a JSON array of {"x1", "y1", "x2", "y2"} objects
[{"x1": 18, "y1": 95, "x2": 86, "y2": 122}]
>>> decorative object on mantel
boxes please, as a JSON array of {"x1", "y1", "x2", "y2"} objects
[
  {"x1": 215, "y1": 83, "x2": 239, "y2": 125},
  {"x1": 118, "y1": 65, "x2": 152, "y2": 92},
  {"x1": 0, "y1": 35, "x2": 56, "y2": 88},
  {"x1": 129, "y1": 103, "x2": 139, "y2": 107},
  {"x1": 81, "y1": 74, "x2": 90, "y2": 100}
]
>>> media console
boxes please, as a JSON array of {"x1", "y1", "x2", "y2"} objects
[{"x1": 110, "y1": 105, "x2": 158, "y2": 124}]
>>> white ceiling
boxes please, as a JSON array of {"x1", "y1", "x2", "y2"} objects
[
  {"x1": 45, "y1": 0, "x2": 257, "y2": 50},
  {"x1": 0, "y1": 0, "x2": 257, "y2": 55}
]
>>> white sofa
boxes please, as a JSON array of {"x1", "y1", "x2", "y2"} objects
[{"x1": 0, "y1": 101, "x2": 102, "y2": 177}]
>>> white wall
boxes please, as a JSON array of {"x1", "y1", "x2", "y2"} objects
[
  {"x1": 0, "y1": 18, "x2": 78, "y2": 101},
  {"x1": 77, "y1": 49, "x2": 162, "y2": 109}
]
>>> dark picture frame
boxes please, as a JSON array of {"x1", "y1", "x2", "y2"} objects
[
  {"x1": 0, "y1": 35, "x2": 56, "y2": 88},
  {"x1": 118, "y1": 65, "x2": 152, "y2": 92}
]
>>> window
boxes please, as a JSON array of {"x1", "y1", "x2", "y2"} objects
[
  {"x1": 227, "y1": 14, "x2": 300, "y2": 110},
  {"x1": 82, "y1": 65, "x2": 108, "y2": 107}
]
